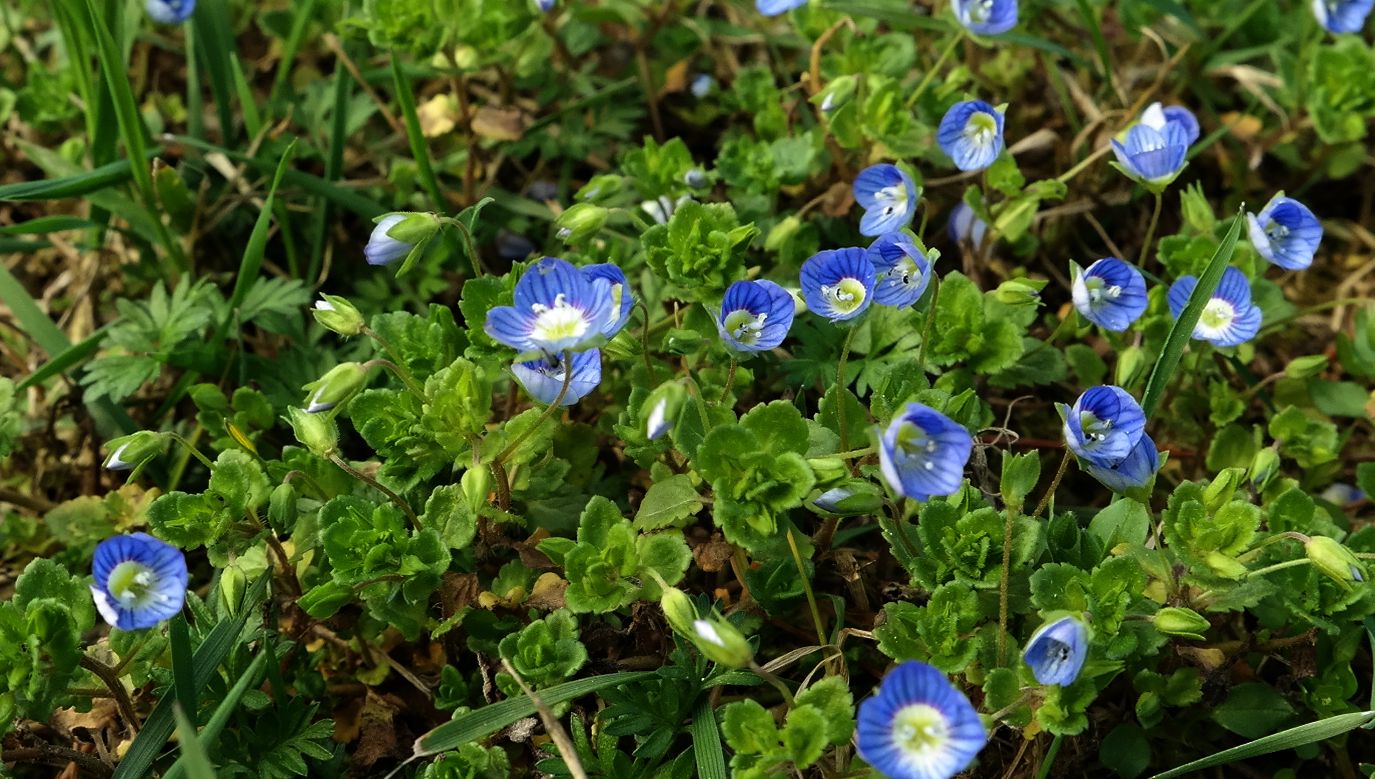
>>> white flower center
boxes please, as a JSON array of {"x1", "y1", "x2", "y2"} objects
[
  {"x1": 1264, "y1": 219, "x2": 1289, "y2": 243},
  {"x1": 822, "y1": 278, "x2": 867, "y2": 314},
  {"x1": 108, "y1": 561, "x2": 168, "y2": 609},
  {"x1": 530, "y1": 293, "x2": 589, "y2": 343},
  {"x1": 1080, "y1": 412, "x2": 1113, "y2": 444},
  {"x1": 889, "y1": 258, "x2": 921, "y2": 288},
  {"x1": 1199, "y1": 298, "x2": 1236, "y2": 333},
  {"x1": 964, "y1": 111, "x2": 998, "y2": 147},
  {"x1": 723, "y1": 309, "x2": 767, "y2": 344},
  {"x1": 1084, "y1": 276, "x2": 1122, "y2": 305},
  {"x1": 874, "y1": 185, "x2": 907, "y2": 217},
  {"x1": 891, "y1": 704, "x2": 950, "y2": 757}
]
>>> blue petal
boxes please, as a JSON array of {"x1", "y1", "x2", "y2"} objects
[
  {"x1": 1065, "y1": 386, "x2": 1146, "y2": 466},
  {"x1": 511, "y1": 350, "x2": 602, "y2": 406},
  {"x1": 1072, "y1": 258, "x2": 1147, "y2": 331},
  {"x1": 1314, "y1": 0, "x2": 1375, "y2": 32},
  {"x1": 857, "y1": 661, "x2": 987, "y2": 779},
  {"x1": 1023, "y1": 616, "x2": 1090, "y2": 686},
  {"x1": 868, "y1": 234, "x2": 933, "y2": 308},
  {"x1": 853, "y1": 164, "x2": 905, "y2": 210},
  {"x1": 514, "y1": 257, "x2": 590, "y2": 311},
  {"x1": 1084, "y1": 433, "x2": 1160, "y2": 493},
  {"x1": 946, "y1": 202, "x2": 989, "y2": 249},
  {"x1": 1162, "y1": 106, "x2": 1201, "y2": 146},
  {"x1": 953, "y1": 0, "x2": 1019, "y2": 34},
  {"x1": 483, "y1": 306, "x2": 536, "y2": 352},
  {"x1": 583, "y1": 263, "x2": 635, "y2": 338},
  {"x1": 757, "y1": 0, "x2": 807, "y2": 14},
  {"x1": 937, "y1": 101, "x2": 1005, "y2": 172},
  {"x1": 1213, "y1": 267, "x2": 1254, "y2": 310},
  {"x1": 1166, "y1": 276, "x2": 1197, "y2": 318},
  {"x1": 147, "y1": 0, "x2": 196, "y2": 24},
  {"x1": 800, "y1": 248, "x2": 876, "y2": 322},
  {"x1": 879, "y1": 403, "x2": 973, "y2": 501}
]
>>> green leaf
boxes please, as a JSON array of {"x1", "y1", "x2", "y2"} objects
[
  {"x1": 634, "y1": 475, "x2": 704, "y2": 531},
  {"x1": 423, "y1": 485, "x2": 478, "y2": 550},
  {"x1": 793, "y1": 676, "x2": 855, "y2": 745},
  {"x1": 1141, "y1": 211, "x2": 1244, "y2": 418},
  {"x1": 690, "y1": 699, "x2": 728, "y2": 779},
  {"x1": 1212, "y1": 683, "x2": 1297, "y2": 739},
  {"x1": 719, "y1": 699, "x2": 779, "y2": 755},
  {"x1": 1149, "y1": 710, "x2": 1375, "y2": 779},
  {"x1": 208, "y1": 449, "x2": 271, "y2": 517},
  {"x1": 1087, "y1": 500, "x2": 1150, "y2": 555},
  {"x1": 1100, "y1": 723, "x2": 1151, "y2": 779}
]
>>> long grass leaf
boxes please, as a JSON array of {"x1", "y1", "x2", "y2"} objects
[
  {"x1": 163, "y1": 651, "x2": 271, "y2": 779},
  {"x1": 0, "y1": 159, "x2": 136, "y2": 201},
  {"x1": 170, "y1": 616, "x2": 197, "y2": 727},
  {"x1": 690, "y1": 699, "x2": 727, "y2": 779},
  {"x1": 224, "y1": 141, "x2": 297, "y2": 322},
  {"x1": 111, "y1": 574, "x2": 271, "y2": 779},
  {"x1": 0, "y1": 216, "x2": 96, "y2": 235},
  {"x1": 310, "y1": 42, "x2": 353, "y2": 281},
  {"x1": 1148, "y1": 711, "x2": 1375, "y2": 779},
  {"x1": 413, "y1": 671, "x2": 654, "y2": 757},
  {"x1": 1141, "y1": 211, "x2": 1243, "y2": 417},
  {"x1": 269, "y1": 0, "x2": 320, "y2": 106},
  {"x1": 17, "y1": 330, "x2": 106, "y2": 391},
  {"x1": 0, "y1": 264, "x2": 71, "y2": 357},
  {"x1": 190, "y1": 0, "x2": 237, "y2": 142},
  {"x1": 391, "y1": 53, "x2": 447, "y2": 213},
  {"x1": 173, "y1": 705, "x2": 218, "y2": 779}
]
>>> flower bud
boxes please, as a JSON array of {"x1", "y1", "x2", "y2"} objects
[
  {"x1": 1153, "y1": 607, "x2": 1210, "y2": 640},
  {"x1": 286, "y1": 406, "x2": 339, "y2": 457},
  {"x1": 807, "y1": 457, "x2": 849, "y2": 486},
  {"x1": 312, "y1": 294, "x2": 365, "y2": 337},
  {"x1": 664, "y1": 328, "x2": 705, "y2": 355},
  {"x1": 684, "y1": 169, "x2": 709, "y2": 189},
  {"x1": 764, "y1": 215, "x2": 803, "y2": 253},
  {"x1": 1202, "y1": 468, "x2": 1245, "y2": 512},
  {"x1": 219, "y1": 563, "x2": 247, "y2": 615},
  {"x1": 811, "y1": 482, "x2": 883, "y2": 516},
  {"x1": 643, "y1": 383, "x2": 687, "y2": 441},
  {"x1": 553, "y1": 203, "x2": 608, "y2": 243},
  {"x1": 365, "y1": 212, "x2": 441, "y2": 266},
  {"x1": 104, "y1": 431, "x2": 167, "y2": 471},
  {"x1": 814, "y1": 74, "x2": 858, "y2": 113},
  {"x1": 575, "y1": 175, "x2": 625, "y2": 203},
  {"x1": 1305, "y1": 536, "x2": 1366, "y2": 591},
  {"x1": 303, "y1": 363, "x2": 369, "y2": 414},
  {"x1": 1249, "y1": 446, "x2": 1281, "y2": 488},
  {"x1": 1284, "y1": 354, "x2": 1329, "y2": 379},
  {"x1": 994, "y1": 278, "x2": 1047, "y2": 307},
  {"x1": 690, "y1": 74, "x2": 715, "y2": 98},
  {"x1": 462, "y1": 467, "x2": 491, "y2": 514},
  {"x1": 690, "y1": 617, "x2": 754, "y2": 668},
  {"x1": 660, "y1": 587, "x2": 698, "y2": 636},
  {"x1": 268, "y1": 482, "x2": 298, "y2": 534},
  {"x1": 1179, "y1": 183, "x2": 1216, "y2": 233}
]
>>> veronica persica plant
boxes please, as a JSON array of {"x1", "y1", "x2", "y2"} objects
[
  {"x1": 511, "y1": 350, "x2": 602, "y2": 407},
  {"x1": 952, "y1": 0, "x2": 1017, "y2": 35},
  {"x1": 90, "y1": 533, "x2": 188, "y2": 630},
  {"x1": 856, "y1": 661, "x2": 987, "y2": 779},
  {"x1": 854, "y1": 164, "x2": 919, "y2": 237},
  {"x1": 937, "y1": 100, "x2": 1005, "y2": 172},
  {"x1": 1070, "y1": 258, "x2": 1147, "y2": 331},
  {"x1": 878, "y1": 403, "x2": 974, "y2": 501},
  {"x1": 1312, "y1": 0, "x2": 1374, "y2": 33},
  {"x1": 1247, "y1": 194, "x2": 1323, "y2": 271},
  {"x1": 801, "y1": 248, "x2": 877, "y2": 322},
  {"x1": 716, "y1": 279, "x2": 795, "y2": 352},
  {"x1": 1167, "y1": 267, "x2": 1262, "y2": 347},
  {"x1": 146, "y1": 0, "x2": 195, "y2": 23},
  {"x1": 868, "y1": 233, "x2": 936, "y2": 308},
  {"x1": 1061, "y1": 386, "x2": 1147, "y2": 467},
  {"x1": 1110, "y1": 123, "x2": 1189, "y2": 192},
  {"x1": 484, "y1": 257, "x2": 616, "y2": 354},
  {"x1": 1023, "y1": 615, "x2": 1090, "y2": 686}
]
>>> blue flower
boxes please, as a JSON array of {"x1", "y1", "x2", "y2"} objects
[
  {"x1": 1247, "y1": 194, "x2": 1323, "y2": 271},
  {"x1": 147, "y1": 0, "x2": 195, "y2": 23},
  {"x1": 879, "y1": 403, "x2": 974, "y2": 501},
  {"x1": 856, "y1": 661, "x2": 987, "y2": 779},
  {"x1": 1110, "y1": 123, "x2": 1189, "y2": 190},
  {"x1": 946, "y1": 202, "x2": 989, "y2": 250},
  {"x1": 583, "y1": 263, "x2": 635, "y2": 338},
  {"x1": 511, "y1": 350, "x2": 601, "y2": 407},
  {"x1": 868, "y1": 233, "x2": 935, "y2": 308},
  {"x1": 717, "y1": 280, "x2": 795, "y2": 352},
  {"x1": 1070, "y1": 258, "x2": 1147, "y2": 332},
  {"x1": 937, "y1": 100, "x2": 1005, "y2": 172},
  {"x1": 1083, "y1": 433, "x2": 1159, "y2": 493},
  {"x1": 90, "y1": 533, "x2": 188, "y2": 630},
  {"x1": 646, "y1": 397, "x2": 672, "y2": 440},
  {"x1": 1139, "y1": 102, "x2": 1200, "y2": 147},
  {"x1": 1313, "y1": 0, "x2": 1374, "y2": 32},
  {"x1": 801, "y1": 249, "x2": 877, "y2": 322},
  {"x1": 952, "y1": 0, "x2": 1018, "y2": 34},
  {"x1": 536, "y1": 0, "x2": 556, "y2": 11},
  {"x1": 757, "y1": 0, "x2": 808, "y2": 15},
  {"x1": 1023, "y1": 616, "x2": 1089, "y2": 686},
  {"x1": 854, "y1": 164, "x2": 919, "y2": 237},
  {"x1": 364, "y1": 214, "x2": 413, "y2": 266},
  {"x1": 1062, "y1": 386, "x2": 1147, "y2": 467},
  {"x1": 690, "y1": 74, "x2": 715, "y2": 98},
  {"x1": 484, "y1": 258, "x2": 614, "y2": 354},
  {"x1": 1167, "y1": 267, "x2": 1263, "y2": 347}
]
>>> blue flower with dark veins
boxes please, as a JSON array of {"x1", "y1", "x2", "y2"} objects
[
  {"x1": 1247, "y1": 194, "x2": 1322, "y2": 271},
  {"x1": 857, "y1": 661, "x2": 988, "y2": 779},
  {"x1": 1167, "y1": 267, "x2": 1263, "y2": 347},
  {"x1": 952, "y1": 0, "x2": 1018, "y2": 35},
  {"x1": 1083, "y1": 433, "x2": 1160, "y2": 493},
  {"x1": 868, "y1": 233, "x2": 936, "y2": 308},
  {"x1": 511, "y1": 350, "x2": 602, "y2": 407},
  {"x1": 854, "y1": 164, "x2": 919, "y2": 237},
  {"x1": 1061, "y1": 386, "x2": 1147, "y2": 467},
  {"x1": 879, "y1": 403, "x2": 974, "y2": 502},
  {"x1": 484, "y1": 257, "x2": 614, "y2": 354},
  {"x1": 1023, "y1": 615, "x2": 1090, "y2": 686},
  {"x1": 937, "y1": 100, "x2": 1005, "y2": 172},
  {"x1": 1313, "y1": 0, "x2": 1374, "y2": 33},
  {"x1": 801, "y1": 248, "x2": 877, "y2": 322},
  {"x1": 1071, "y1": 258, "x2": 1147, "y2": 332},
  {"x1": 147, "y1": 0, "x2": 195, "y2": 24},
  {"x1": 90, "y1": 533, "x2": 188, "y2": 630},
  {"x1": 716, "y1": 280, "x2": 795, "y2": 352}
]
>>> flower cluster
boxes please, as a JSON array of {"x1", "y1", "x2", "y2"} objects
[
  {"x1": 1062, "y1": 386, "x2": 1159, "y2": 493},
  {"x1": 484, "y1": 257, "x2": 633, "y2": 406}
]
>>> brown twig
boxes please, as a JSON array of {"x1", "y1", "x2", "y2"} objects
[
  {"x1": 1, "y1": 745, "x2": 113, "y2": 778},
  {"x1": 79, "y1": 656, "x2": 140, "y2": 736}
]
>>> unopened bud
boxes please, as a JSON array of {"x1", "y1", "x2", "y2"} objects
[
  {"x1": 1250, "y1": 446, "x2": 1281, "y2": 487},
  {"x1": 303, "y1": 363, "x2": 369, "y2": 414},
  {"x1": 690, "y1": 617, "x2": 754, "y2": 668},
  {"x1": 812, "y1": 482, "x2": 883, "y2": 516},
  {"x1": 461, "y1": 467, "x2": 491, "y2": 514},
  {"x1": 575, "y1": 175, "x2": 625, "y2": 203},
  {"x1": 554, "y1": 203, "x2": 608, "y2": 243},
  {"x1": 1305, "y1": 536, "x2": 1366, "y2": 591},
  {"x1": 286, "y1": 406, "x2": 339, "y2": 457},
  {"x1": 1115, "y1": 345, "x2": 1147, "y2": 387},
  {"x1": 814, "y1": 74, "x2": 858, "y2": 113},
  {"x1": 1284, "y1": 355, "x2": 1329, "y2": 380},
  {"x1": 1203, "y1": 468, "x2": 1245, "y2": 512},
  {"x1": 994, "y1": 278, "x2": 1047, "y2": 307},
  {"x1": 764, "y1": 215, "x2": 803, "y2": 253},
  {"x1": 104, "y1": 431, "x2": 166, "y2": 472},
  {"x1": 312, "y1": 294, "x2": 365, "y2": 337},
  {"x1": 660, "y1": 587, "x2": 697, "y2": 636},
  {"x1": 1153, "y1": 607, "x2": 1210, "y2": 640},
  {"x1": 643, "y1": 383, "x2": 687, "y2": 442}
]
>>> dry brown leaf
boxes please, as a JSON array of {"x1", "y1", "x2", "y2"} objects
[
  {"x1": 471, "y1": 106, "x2": 529, "y2": 142},
  {"x1": 52, "y1": 698, "x2": 119, "y2": 735},
  {"x1": 662, "y1": 60, "x2": 690, "y2": 94},
  {"x1": 418, "y1": 94, "x2": 459, "y2": 138},
  {"x1": 525, "y1": 572, "x2": 568, "y2": 611}
]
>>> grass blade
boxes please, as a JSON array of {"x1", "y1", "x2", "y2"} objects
[
  {"x1": 190, "y1": 0, "x2": 238, "y2": 142},
  {"x1": 309, "y1": 41, "x2": 354, "y2": 281},
  {"x1": 391, "y1": 53, "x2": 447, "y2": 214},
  {"x1": 690, "y1": 698, "x2": 727, "y2": 779},
  {"x1": 0, "y1": 216, "x2": 96, "y2": 235},
  {"x1": 164, "y1": 650, "x2": 271, "y2": 779},
  {"x1": 1140, "y1": 210, "x2": 1244, "y2": 418},
  {"x1": 0, "y1": 264, "x2": 74, "y2": 358},
  {"x1": 170, "y1": 616, "x2": 197, "y2": 728},
  {"x1": 224, "y1": 141, "x2": 297, "y2": 321},
  {"x1": 17, "y1": 329, "x2": 106, "y2": 391},
  {"x1": 0, "y1": 159, "x2": 136, "y2": 201},
  {"x1": 413, "y1": 671, "x2": 653, "y2": 757},
  {"x1": 111, "y1": 574, "x2": 271, "y2": 779},
  {"x1": 172, "y1": 705, "x2": 218, "y2": 779},
  {"x1": 269, "y1": 0, "x2": 320, "y2": 106},
  {"x1": 1148, "y1": 710, "x2": 1375, "y2": 779}
]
